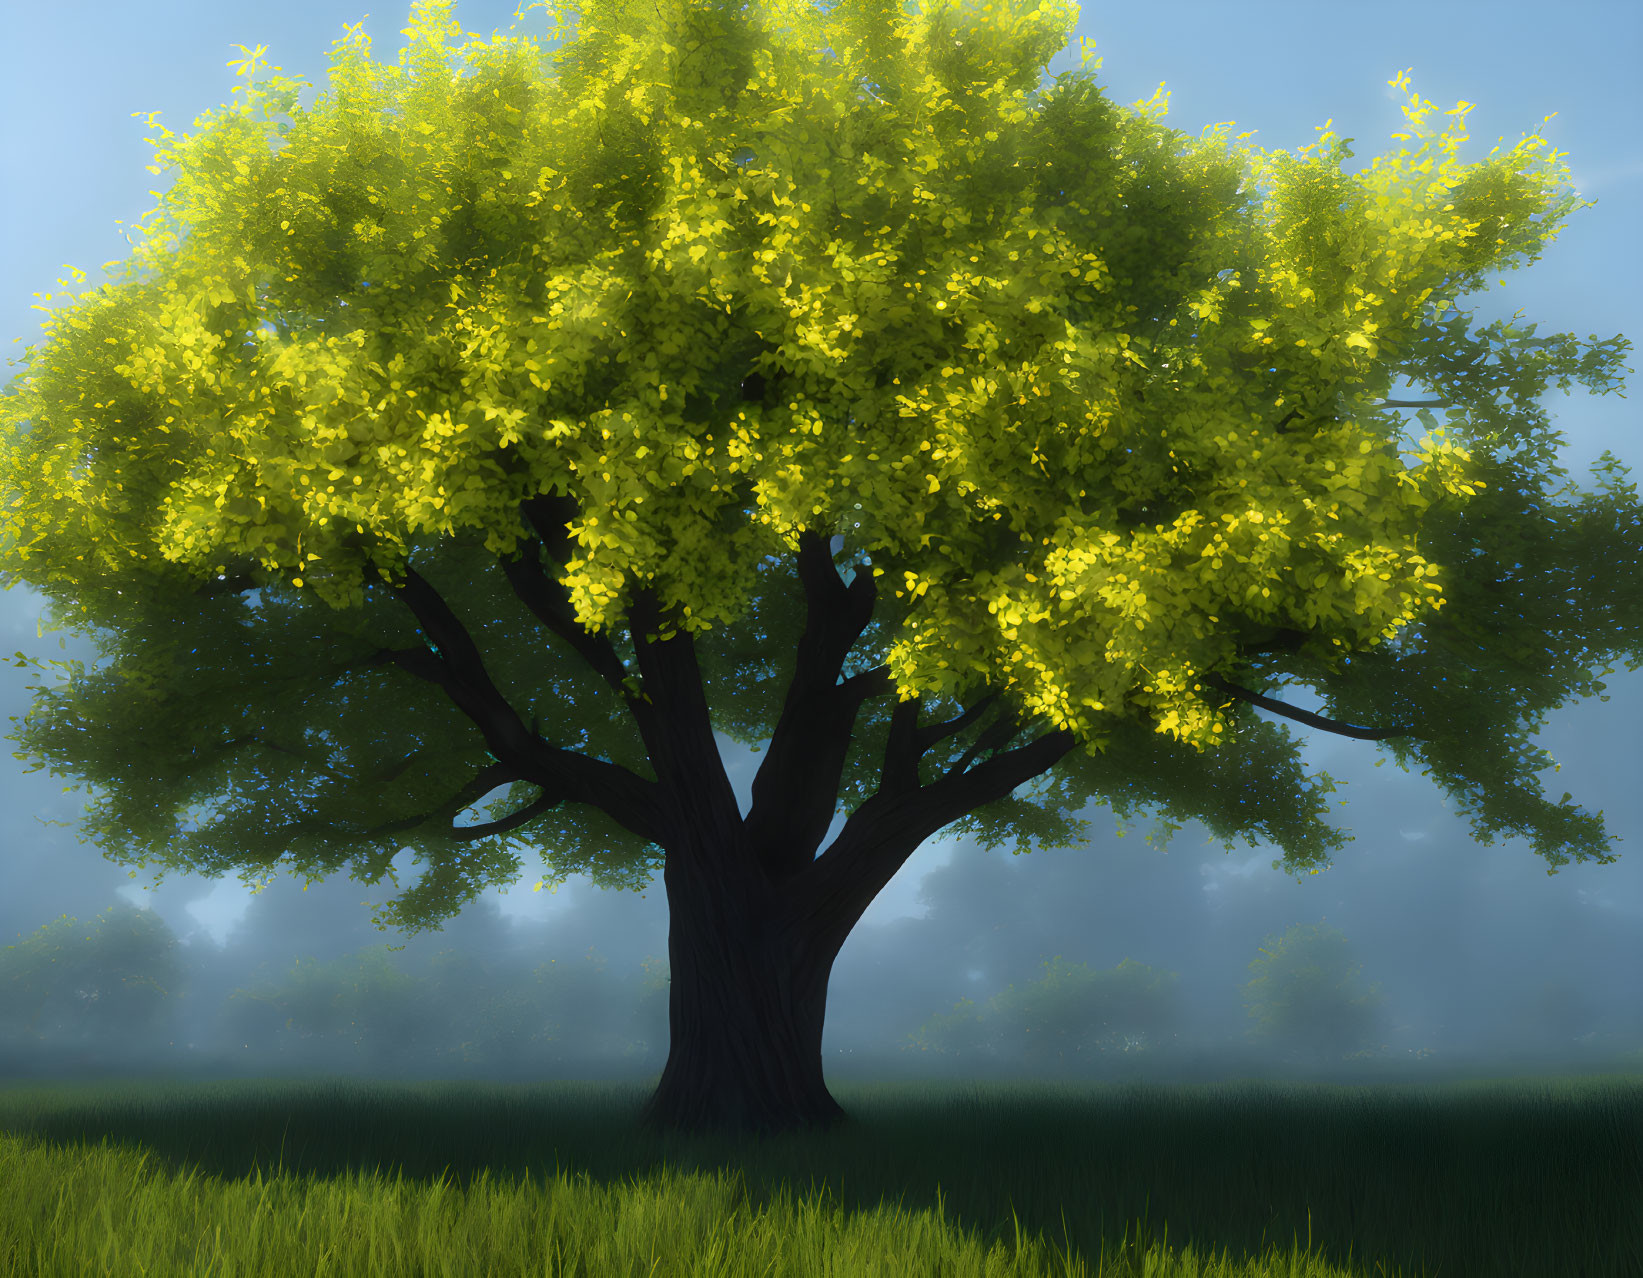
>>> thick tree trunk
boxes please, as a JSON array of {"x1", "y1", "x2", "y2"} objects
[
  {"x1": 590, "y1": 529, "x2": 1078, "y2": 1142},
  {"x1": 636, "y1": 836, "x2": 853, "y2": 1141}
]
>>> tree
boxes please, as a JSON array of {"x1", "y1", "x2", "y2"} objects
[
  {"x1": 1237, "y1": 921, "x2": 1390, "y2": 1064},
  {"x1": 0, "y1": 903, "x2": 189, "y2": 1071},
  {"x1": 993, "y1": 956, "x2": 1186, "y2": 1067},
  {"x1": 0, "y1": 892, "x2": 669, "y2": 1081},
  {"x1": 213, "y1": 944, "x2": 430, "y2": 1075},
  {"x1": 1, "y1": 0, "x2": 1638, "y2": 1138},
  {"x1": 902, "y1": 955, "x2": 1186, "y2": 1072},
  {"x1": 209, "y1": 941, "x2": 664, "y2": 1077}
]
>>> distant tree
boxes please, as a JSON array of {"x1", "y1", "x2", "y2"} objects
[
  {"x1": 902, "y1": 955, "x2": 1186, "y2": 1072},
  {"x1": 211, "y1": 945, "x2": 428, "y2": 1074},
  {"x1": 208, "y1": 940, "x2": 661, "y2": 1076},
  {"x1": 432, "y1": 944, "x2": 661, "y2": 1074},
  {"x1": 898, "y1": 994, "x2": 1002, "y2": 1069},
  {"x1": 1238, "y1": 921, "x2": 1391, "y2": 1063},
  {"x1": 0, "y1": 903, "x2": 189, "y2": 1068},
  {"x1": 509, "y1": 949, "x2": 676, "y2": 1076},
  {"x1": 995, "y1": 955, "x2": 1186, "y2": 1066},
  {"x1": 1, "y1": 0, "x2": 1637, "y2": 1137},
  {"x1": 416, "y1": 944, "x2": 546, "y2": 1072}
]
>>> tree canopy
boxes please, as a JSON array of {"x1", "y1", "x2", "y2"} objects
[{"x1": 1, "y1": 0, "x2": 1636, "y2": 942}]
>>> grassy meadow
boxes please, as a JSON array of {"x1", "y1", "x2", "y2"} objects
[{"x1": 0, "y1": 1056, "x2": 1638, "y2": 1277}]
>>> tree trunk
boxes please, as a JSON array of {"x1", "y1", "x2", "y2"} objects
[
  {"x1": 636, "y1": 833, "x2": 854, "y2": 1141},
  {"x1": 606, "y1": 530, "x2": 1079, "y2": 1141}
]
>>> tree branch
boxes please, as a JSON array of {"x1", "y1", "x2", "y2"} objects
[
  {"x1": 432, "y1": 759, "x2": 560, "y2": 843},
  {"x1": 215, "y1": 731, "x2": 427, "y2": 790},
  {"x1": 375, "y1": 561, "x2": 671, "y2": 846},
  {"x1": 952, "y1": 701, "x2": 1027, "y2": 773},
  {"x1": 1199, "y1": 672, "x2": 1422, "y2": 740},
  {"x1": 739, "y1": 527, "x2": 893, "y2": 877},
  {"x1": 216, "y1": 733, "x2": 559, "y2": 843},
  {"x1": 789, "y1": 715, "x2": 1081, "y2": 956},
  {"x1": 914, "y1": 689, "x2": 1009, "y2": 756},
  {"x1": 259, "y1": 759, "x2": 560, "y2": 850},
  {"x1": 502, "y1": 492, "x2": 647, "y2": 707},
  {"x1": 791, "y1": 644, "x2": 1429, "y2": 955}
]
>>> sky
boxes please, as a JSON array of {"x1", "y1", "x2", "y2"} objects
[{"x1": 1, "y1": 0, "x2": 1640, "y2": 1090}]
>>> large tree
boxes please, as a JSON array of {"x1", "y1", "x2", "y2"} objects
[{"x1": 1, "y1": 0, "x2": 1637, "y2": 1137}]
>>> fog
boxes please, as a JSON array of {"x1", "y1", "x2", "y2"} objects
[
  {"x1": 3, "y1": 544, "x2": 1641, "y2": 1092},
  {"x1": 2, "y1": 0, "x2": 1641, "y2": 1094}
]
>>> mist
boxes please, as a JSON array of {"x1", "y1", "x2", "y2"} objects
[
  {"x1": 3, "y1": 0, "x2": 1641, "y2": 1095},
  {"x1": 4, "y1": 576, "x2": 1640, "y2": 1093}
]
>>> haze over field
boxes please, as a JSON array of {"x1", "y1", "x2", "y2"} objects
[{"x1": 2, "y1": 0, "x2": 1640, "y2": 1089}]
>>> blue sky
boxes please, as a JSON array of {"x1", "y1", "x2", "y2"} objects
[{"x1": 1, "y1": 1, "x2": 1640, "y2": 1080}]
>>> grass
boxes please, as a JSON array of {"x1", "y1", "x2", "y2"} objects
[{"x1": 0, "y1": 1060, "x2": 1638, "y2": 1277}]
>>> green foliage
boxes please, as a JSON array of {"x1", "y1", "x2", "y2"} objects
[
  {"x1": 1, "y1": 900, "x2": 670, "y2": 1075},
  {"x1": 0, "y1": 0, "x2": 1636, "y2": 939},
  {"x1": 215, "y1": 945, "x2": 431, "y2": 1071},
  {"x1": 1238, "y1": 922, "x2": 1390, "y2": 1062},
  {"x1": 901, "y1": 955, "x2": 1186, "y2": 1068},
  {"x1": 208, "y1": 940, "x2": 667, "y2": 1073},
  {"x1": 0, "y1": 903, "x2": 188, "y2": 1054},
  {"x1": 989, "y1": 955, "x2": 1185, "y2": 1063},
  {"x1": 900, "y1": 993, "x2": 996, "y2": 1062}
]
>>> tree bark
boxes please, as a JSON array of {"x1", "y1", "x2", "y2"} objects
[
  {"x1": 373, "y1": 511, "x2": 1085, "y2": 1141},
  {"x1": 636, "y1": 827, "x2": 854, "y2": 1140}
]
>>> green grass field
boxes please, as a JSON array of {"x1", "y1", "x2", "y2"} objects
[{"x1": 0, "y1": 1061, "x2": 1638, "y2": 1277}]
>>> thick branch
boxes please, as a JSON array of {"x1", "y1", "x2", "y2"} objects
[
  {"x1": 952, "y1": 701, "x2": 1028, "y2": 773},
  {"x1": 740, "y1": 527, "x2": 891, "y2": 878},
  {"x1": 1199, "y1": 672, "x2": 1422, "y2": 740},
  {"x1": 789, "y1": 716, "x2": 1080, "y2": 957},
  {"x1": 507, "y1": 493, "x2": 755, "y2": 855},
  {"x1": 792, "y1": 648, "x2": 1426, "y2": 958},
  {"x1": 258, "y1": 759, "x2": 556, "y2": 851},
  {"x1": 613, "y1": 574, "x2": 749, "y2": 855},
  {"x1": 434, "y1": 759, "x2": 561, "y2": 843},
  {"x1": 879, "y1": 687, "x2": 935, "y2": 795},
  {"x1": 374, "y1": 562, "x2": 671, "y2": 846},
  {"x1": 503, "y1": 492, "x2": 646, "y2": 706}
]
